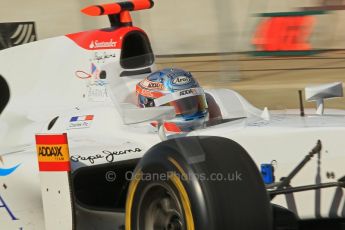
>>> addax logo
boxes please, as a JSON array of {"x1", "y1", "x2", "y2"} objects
[
  {"x1": 89, "y1": 39, "x2": 117, "y2": 49},
  {"x1": 38, "y1": 146, "x2": 63, "y2": 157},
  {"x1": 172, "y1": 76, "x2": 191, "y2": 85},
  {"x1": 36, "y1": 134, "x2": 71, "y2": 172}
]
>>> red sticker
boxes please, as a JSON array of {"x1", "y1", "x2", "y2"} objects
[
  {"x1": 35, "y1": 133, "x2": 71, "y2": 172},
  {"x1": 66, "y1": 27, "x2": 146, "y2": 50}
]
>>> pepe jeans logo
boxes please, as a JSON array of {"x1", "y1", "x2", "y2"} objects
[
  {"x1": 172, "y1": 76, "x2": 191, "y2": 85},
  {"x1": 89, "y1": 39, "x2": 117, "y2": 49},
  {"x1": 70, "y1": 148, "x2": 143, "y2": 164}
]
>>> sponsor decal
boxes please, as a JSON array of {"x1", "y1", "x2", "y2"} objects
[
  {"x1": 91, "y1": 63, "x2": 98, "y2": 75},
  {"x1": 75, "y1": 64, "x2": 107, "y2": 85},
  {"x1": 141, "y1": 79, "x2": 164, "y2": 89},
  {"x1": 0, "y1": 165, "x2": 20, "y2": 177},
  {"x1": 71, "y1": 148, "x2": 142, "y2": 164},
  {"x1": 89, "y1": 39, "x2": 117, "y2": 49},
  {"x1": 38, "y1": 146, "x2": 63, "y2": 158},
  {"x1": 68, "y1": 115, "x2": 94, "y2": 129},
  {"x1": 75, "y1": 62, "x2": 100, "y2": 80},
  {"x1": 90, "y1": 51, "x2": 116, "y2": 64},
  {"x1": 87, "y1": 87, "x2": 108, "y2": 102},
  {"x1": 88, "y1": 80, "x2": 108, "y2": 87},
  {"x1": 136, "y1": 86, "x2": 163, "y2": 98},
  {"x1": 35, "y1": 134, "x2": 71, "y2": 171},
  {"x1": 75, "y1": 62, "x2": 109, "y2": 102},
  {"x1": 0, "y1": 158, "x2": 21, "y2": 226},
  {"x1": 179, "y1": 88, "x2": 196, "y2": 96},
  {"x1": 147, "y1": 82, "x2": 163, "y2": 89},
  {"x1": 75, "y1": 70, "x2": 92, "y2": 79},
  {"x1": 0, "y1": 194, "x2": 18, "y2": 220},
  {"x1": 172, "y1": 76, "x2": 191, "y2": 85},
  {"x1": 0, "y1": 156, "x2": 20, "y2": 177}
]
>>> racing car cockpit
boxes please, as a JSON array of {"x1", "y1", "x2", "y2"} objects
[{"x1": 79, "y1": 0, "x2": 263, "y2": 135}]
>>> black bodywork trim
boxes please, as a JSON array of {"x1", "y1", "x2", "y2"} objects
[
  {"x1": 47, "y1": 116, "x2": 59, "y2": 130},
  {"x1": 149, "y1": 0, "x2": 155, "y2": 8},
  {"x1": 95, "y1": 5, "x2": 105, "y2": 15},
  {"x1": 118, "y1": 2, "x2": 135, "y2": 11},
  {"x1": 120, "y1": 68, "x2": 152, "y2": 77},
  {"x1": 120, "y1": 31, "x2": 154, "y2": 69},
  {"x1": 72, "y1": 158, "x2": 140, "y2": 212}
]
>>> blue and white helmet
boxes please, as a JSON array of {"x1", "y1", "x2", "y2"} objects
[{"x1": 136, "y1": 68, "x2": 208, "y2": 121}]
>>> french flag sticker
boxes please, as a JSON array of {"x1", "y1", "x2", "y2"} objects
[
  {"x1": 70, "y1": 115, "x2": 94, "y2": 122},
  {"x1": 68, "y1": 115, "x2": 94, "y2": 129}
]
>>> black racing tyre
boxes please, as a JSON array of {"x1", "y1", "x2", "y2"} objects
[
  {"x1": 125, "y1": 136, "x2": 272, "y2": 230},
  {"x1": 0, "y1": 75, "x2": 10, "y2": 115}
]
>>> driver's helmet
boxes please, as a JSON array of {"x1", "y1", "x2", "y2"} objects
[{"x1": 136, "y1": 68, "x2": 208, "y2": 126}]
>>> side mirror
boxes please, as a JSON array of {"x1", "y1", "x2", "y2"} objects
[{"x1": 305, "y1": 82, "x2": 343, "y2": 115}]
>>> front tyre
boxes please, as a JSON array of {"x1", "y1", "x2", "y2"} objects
[{"x1": 125, "y1": 136, "x2": 272, "y2": 230}]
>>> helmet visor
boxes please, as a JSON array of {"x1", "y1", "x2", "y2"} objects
[
  {"x1": 138, "y1": 94, "x2": 155, "y2": 108},
  {"x1": 169, "y1": 94, "x2": 208, "y2": 117}
]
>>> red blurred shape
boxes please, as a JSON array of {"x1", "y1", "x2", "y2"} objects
[
  {"x1": 81, "y1": 0, "x2": 153, "y2": 16},
  {"x1": 81, "y1": 6, "x2": 102, "y2": 16},
  {"x1": 82, "y1": 4, "x2": 122, "y2": 16},
  {"x1": 164, "y1": 122, "x2": 182, "y2": 133},
  {"x1": 120, "y1": 11, "x2": 133, "y2": 23},
  {"x1": 132, "y1": 0, "x2": 152, "y2": 10},
  {"x1": 253, "y1": 16, "x2": 315, "y2": 51}
]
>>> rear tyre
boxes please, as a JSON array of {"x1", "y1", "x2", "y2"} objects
[{"x1": 125, "y1": 136, "x2": 272, "y2": 230}]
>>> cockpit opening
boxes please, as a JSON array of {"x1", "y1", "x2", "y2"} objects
[{"x1": 120, "y1": 31, "x2": 154, "y2": 69}]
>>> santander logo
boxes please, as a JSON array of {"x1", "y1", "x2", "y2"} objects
[{"x1": 89, "y1": 39, "x2": 117, "y2": 49}]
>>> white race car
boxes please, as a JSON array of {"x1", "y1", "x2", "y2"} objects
[{"x1": 1, "y1": 1, "x2": 345, "y2": 230}]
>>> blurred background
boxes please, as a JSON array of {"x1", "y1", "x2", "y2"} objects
[{"x1": 1, "y1": 0, "x2": 345, "y2": 109}]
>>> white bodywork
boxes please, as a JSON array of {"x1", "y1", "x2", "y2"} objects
[{"x1": 1, "y1": 34, "x2": 345, "y2": 230}]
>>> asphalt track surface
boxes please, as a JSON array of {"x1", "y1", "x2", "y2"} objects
[{"x1": 157, "y1": 50, "x2": 345, "y2": 111}]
